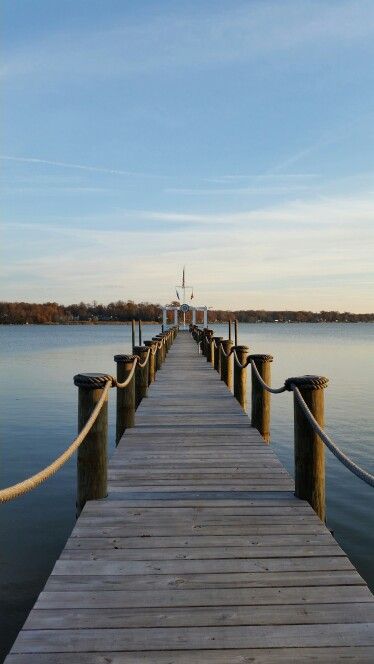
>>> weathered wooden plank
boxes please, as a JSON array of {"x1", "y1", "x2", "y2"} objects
[
  {"x1": 10, "y1": 623, "x2": 374, "y2": 652},
  {"x1": 24, "y1": 602, "x2": 374, "y2": 629},
  {"x1": 65, "y1": 532, "x2": 338, "y2": 549},
  {"x1": 35, "y1": 585, "x2": 374, "y2": 609},
  {"x1": 44, "y1": 570, "x2": 365, "y2": 591},
  {"x1": 82, "y1": 499, "x2": 313, "y2": 510},
  {"x1": 6, "y1": 647, "x2": 374, "y2": 663},
  {"x1": 60, "y1": 544, "x2": 346, "y2": 560},
  {"x1": 75, "y1": 514, "x2": 318, "y2": 526},
  {"x1": 71, "y1": 523, "x2": 328, "y2": 536},
  {"x1": 52, "y1": 556, "x2": 354, "y2": 576},
  {"x1": 107, "y1": 483, "x2": 295, "y2": 491}
]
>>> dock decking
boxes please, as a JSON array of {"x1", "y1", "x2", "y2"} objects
[{"x1": 6, "y1": 332, "x2": 374, "y2": 662}]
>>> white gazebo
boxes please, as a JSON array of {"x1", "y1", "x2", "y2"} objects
[
  {"x1": 162, "y1": 304, "x2": 208, "y2": 330},
  {"x1": 161, "y1": 269, "x2": 208, "y2": 330}
]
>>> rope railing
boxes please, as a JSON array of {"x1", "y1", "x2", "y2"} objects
[
  {"x1": 0, "y1": 379, "x2": 112, "y2": 503},
  {"x1": 114, "y1": 357, "x2": 138, "y2": 388},
  {"x1": 137, "y1": 347, "x2": 151, "y2": 368},
  {"x1": 233, "y1": 349, "x2": 249, "y2": 369},
  {"x1": 249, "y1": 356, "x2": 287, "y2": 394},
  {"x1": 293, "y1": 387, "x2": 374, "y2": 488},
  {"x1": 191, "y1": 326, "x2": 373, "y2": 496},
  {"x1": 220, "y1": 344, "x2": 235, "y2": 359},
  {"x1": 1, "y1": 325, "x2": 178, "y2": 504},
  {"x1": 251, "y1": 363, "x2": 374, "y2": 485}
]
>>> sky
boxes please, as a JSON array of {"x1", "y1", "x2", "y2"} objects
[{"x1": 1, "y1": 0, "x2": 374, "y2": 312}]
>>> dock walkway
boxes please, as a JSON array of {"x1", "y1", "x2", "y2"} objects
[{"x1": 6, "y1": 332, "x2": 374, "y2": 662}]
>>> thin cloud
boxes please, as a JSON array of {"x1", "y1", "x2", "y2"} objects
[
  {"x1": 0, "y1": 155, "x2": 161, "y2": 179},
  {"x1": 268, "y1": 114, "x2": 373, "y2": 174},
  {"x1": 3, "y1": 2, "x2": 374, "y2": 81},
  {"x1": 165, "y1": 185, "x2": 310, "y2": 196},
  {"x1": 205, "y1": 174, "x2": 319, "y2": 183}
]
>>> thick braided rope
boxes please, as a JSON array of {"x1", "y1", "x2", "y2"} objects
[
  {"x1": 0, "y1": 380, "x2": 112, "y2": 503},
  {"x1": 250, "y1": 359, "x2": 287, "y2": 394},
  {"x1": 137, "y1": 347, "x2": 151, "y2": 368},
  {"x1": 220, "y1": 345, "x2": 235, "y2": 359},
  {"x1": 114, "y1": 358, "x2": 138, "y2": 388},
  {"x1": 293, "y1": 386, "x2": 374, "y2": 487},
  {"x1": 233, "y1": 349, "x2": 251, "y2": 369}
]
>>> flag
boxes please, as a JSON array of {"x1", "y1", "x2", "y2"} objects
[
  {"x1": 182, "y1": 266, "x2": 185, "y2": 288},
  {"x1": 176, "y1": 289, "x2": 180, "y2": 300}
]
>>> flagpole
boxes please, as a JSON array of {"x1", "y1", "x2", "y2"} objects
[
  {"x1": 183, "y1": 266, "x2": 186, "y2": 328},
  {"x1": 176, "y1": 267, "x2": 194, "y2": 330}
]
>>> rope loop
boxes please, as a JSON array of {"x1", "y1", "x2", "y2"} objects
[
  {"x1": 220, "y1": 345, "x2": 234, "y2": 359},
  {"x1": 285, "y1": 375, "x2": 329, "y2": 391},
  {"x1": 136, "y1": 348, "x2": 151, "y2": 368},
  {"x1": 250, "y1": 359, "x2": 287, "y2": 394},
  {"x1": 233, "y1": 349, "x2": 251, "y2": 369},
  {"x1": 113, "y1": 357, "x2": 138, "y2": 388}
]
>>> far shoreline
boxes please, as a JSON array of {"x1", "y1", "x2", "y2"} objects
[{"x1": 1, "y1": 320, "x2": 373, "y2": 326}]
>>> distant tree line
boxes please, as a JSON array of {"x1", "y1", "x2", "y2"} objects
[
  {"x1": 0, "y1": 301, "x2": 161, "y2": 324},
  {"x1": 0, "y1": 300, "x2": 373, "y2": 324},
  {"x1": 213, "y1": 309, "x2": 374, "y2": 323}
]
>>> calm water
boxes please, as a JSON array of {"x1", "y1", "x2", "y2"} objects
[{"x1": 0, "y1": 323, "x2": 373, "y2": 659}]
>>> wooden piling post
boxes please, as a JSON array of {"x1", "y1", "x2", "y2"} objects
[
  {"x1": 202, "y1": 331, "x2": 207, "y2": 357},
  {"x1": 205, "y1": 330, "x2": 214, "y2": 363},
  {"x1": 165, "y1": 331, "x2": 171, "y2": 352},
  {"x1": 133, "y1": 345, "x2": 149, "y2": 408},
  {"x1": 74, "y1": 373, "x2": 110, "y2": 515},
  {"x1": 213, "y1": 337, "x2": 223, "y2": 373},
  {"x1": 131, "y1": 320, "x2": 136, "y2": 352},
  {"x1": 234, "y1": 319, "x2": 238, "y2": 346},
  {"x1": 159, "y1": 334, "x2": 166, "y2": 362},
  {"x1": 234, "y1": 345, "x2": 249, "y2": 411},
  {"x1": 157, "y1": 334, "x2": 167, "y2": 363},
  {"x1": 286, "y1": 375, "x2": 328, "y2": 522},
  {"x1": 209, "y1": 335, "x2": 215, "y2": 368},
  {"x1": 163, "y1": 333, "x2": 168, "y2": 357},
  {"x1": 249, "y1": 354, "x2": 273, "y2": 443},
  {"x1": 152, "y1": 336, "x2": 163, "y2": 370},
  {"x1": 220, "y1": 339, "x2": 234, "y2": 390},
  {"x1": 144, "y1": 340, "x2": 156, "y2": 384},
  {"x1": 138, "y1": 320, "x2": 142, "y2": 346},
  {"x1": 114, "y1": 355, "x2": 136, "y2": 444},
  {"x1": 228, "y1": 320, "x2": 232, "y2": 340},
  {"x1": 155, "y1": 335, "x2": 166, "y2": 365}
]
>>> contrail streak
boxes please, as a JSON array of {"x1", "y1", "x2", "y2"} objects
[{"x1": 0, "y1": 155, "x2": 157, "y2": 178}]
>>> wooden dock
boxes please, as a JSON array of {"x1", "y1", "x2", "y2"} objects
[{"x1": 6, "y1": 332, "x2": 374, "y2": 662}]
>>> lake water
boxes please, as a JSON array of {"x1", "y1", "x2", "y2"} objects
[{"x1": 0, "y1": 323, "x2": 373, "y2": 660}]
